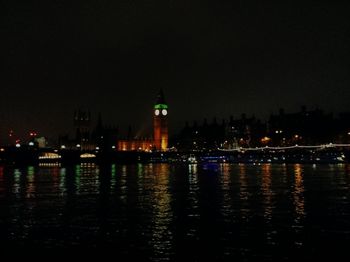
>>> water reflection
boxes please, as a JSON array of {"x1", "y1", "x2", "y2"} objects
[
  {"x1": 109, "y1": 164, "x2": 117, "y2": 193},
  {"x1": 188, "y1": 164, "x2": 199, "y2": 195},
  {"x1": 0, "y1": 163, "x2": 349, "y2": 259},
  {"x1": 25, "y1": 166, "x2": 35, "y2": 199},
  {"x1": 239, "y1": 164, "x2": 250, "y2": 221},
  {"x1": 59, "y1": 168, "x2": 66, "y2": 196},
  {"x1": 187, "y1": 164, "x2": 199, "y2": 238},
  {"x1": 261, "y1": 164, "x2": 273, "y2": 221},
  {"x1": 75, "y1": 165, "x2": 81, "y2": 194},
  {"x1": 293, "y1": 164, "x2": 305, "y2": 221},
  {"x1": 220, "y1": 164, "x2": 233, "y2": 223},
  {"x1": 75, "y1": 163, "x2": 100, "y2": 195},
  {"x1": 149, "y1": 164, "x2": 173, "y2": 261},
  {"x1": 13, "y1": 169, "x2": 21, "y2": 196},
  {"x1": 119, "y1": 165, "x2": 127, "y2": 203},
  {"x1": 51, "y1": 167, "x2": 60, "y2": 199}
]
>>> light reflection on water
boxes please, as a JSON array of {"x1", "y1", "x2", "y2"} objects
[
  {"x1": 0, "y1": 163, "x2": 349, "y2": 260},
  {"x1": 293, "y1": 164, "x2": 305, "y2": 221},
  {"x1": 238, "y1": 164, "x2": 250, "y2": 221},
  {"x1": 261, "y1": 164, "x2": 273, "y2": 221},
  {"x1": 149, "y1": 164, "x2": 173, "y2": 261}
]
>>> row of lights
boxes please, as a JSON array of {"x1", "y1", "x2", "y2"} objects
[
  {"x1": 60, "y1": 145, "x2": 117, "y2": 150},
  {"x1": 8, "y1": 132, "x2": 350, "y2": 151},
  {"x1": 14, "y1": 141, "x2": 36, "y2": 148}
]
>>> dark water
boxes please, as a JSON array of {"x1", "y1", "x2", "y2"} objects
[{"x1": 0, "y1": 163, "x2": 350, "y2": 260}]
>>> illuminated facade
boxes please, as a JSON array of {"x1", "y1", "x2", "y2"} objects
[
  {"x1": 153, "y1": 89, "x2": 168, "y2": 151},
  {"x1": 117, "y1": 90, "x2": 169, "y2": 152},
  {"x1": 117, "y1": 139, "x2": 153, "y2": 152}
]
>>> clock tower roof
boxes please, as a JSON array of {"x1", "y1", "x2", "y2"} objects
[
  {"x1": 154, "y1": 89, "x2": 168, "y2": 109},
  {"x1": 156, "y1": 89, "x2": 166, "y2": 105}
]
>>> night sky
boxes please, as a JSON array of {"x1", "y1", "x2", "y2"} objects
[{"x1": 2, "y1": 1, "x2": 350, "y2": 140}]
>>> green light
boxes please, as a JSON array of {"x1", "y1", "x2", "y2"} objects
[
  {"x1": 154, "y1": 104, "x2": 168, "y2": 109},
  {"x1": 111, "y1": 164, "x2": 116, "y2": 177}
]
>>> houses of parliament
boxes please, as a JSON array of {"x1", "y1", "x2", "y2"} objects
[
  {"x1": 118, "y1": 90, "x2": 169, "y2": 152},
  {"x1": 60, "y1": 90, "x2": 169, "y2": 152}
]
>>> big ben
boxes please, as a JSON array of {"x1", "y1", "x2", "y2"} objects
[{"x1": 153, "y1": 89, "x2": 168, "y2": 151}]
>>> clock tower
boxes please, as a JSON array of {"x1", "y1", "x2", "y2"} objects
[{"x1": 153, "y1": 89, "x2": 168, "y2": 151}]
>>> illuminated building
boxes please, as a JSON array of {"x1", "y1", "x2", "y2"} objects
[
  {"x1": 117, "y1": 90, "x2": 169, "y2": 152},
  {"x1": 153, "y1": 89, "x2": 168, "y2": 151},
  {"x1": 34, "y1": 136, "x2": 47, "y2": 148},
  {"x1": 117, "y1": 138, "x2": 154, "y2": 152}
]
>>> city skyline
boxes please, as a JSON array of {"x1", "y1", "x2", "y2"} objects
[
  {"x1": 2, "y1": 2, "x2": 350, "y2": 140},
  {"x1": 2, "y1": 103, "x2": 350, "y2": 148}
]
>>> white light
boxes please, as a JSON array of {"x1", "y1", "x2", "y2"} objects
[
  {"x1": 80, "y1": 153, "x2": 96, "y2": 159},
  {"x1": 61, "y1": 145, "x2": 66, "y2": 149},
  {"x1": 96, "y1": 147, "x2": 100, "y2": 150},
  {"x1": 29, "y1": 142, "x2": 34, "y2": 146},
  {"x1": 155, "y1": 109, "x2": 160, "y2": 116},
  {"x1": 162, "y1": 109, "x2": 168, "y2": 116},
  {"x1": 76, "y1": 144, "x2": 81, "y2": 148},
  {"x1": 112, "y1": 146, "x2": 116, "y2": 149},
  {"x1": 39, "y1": 152, "x2": 61, "y2": 160},
  {"x1": 15, "y1": 143, "x2": 21, "y2": 148}
]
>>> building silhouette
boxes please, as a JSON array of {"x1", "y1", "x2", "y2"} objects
[
  {"x1": 174, "y1": 106, "x2": 350, "y2": 150},
  {"x1": 74, "y1": 109, "x2": 93, "y2": 150}
]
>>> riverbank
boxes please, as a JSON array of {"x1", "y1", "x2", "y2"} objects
[{"x1": 1, "y1": 146, "x2": 350, "y2": 166}]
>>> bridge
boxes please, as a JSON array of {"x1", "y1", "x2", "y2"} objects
[
  {"x1": 218, "y1": 143, "x2": 350, "y2": 152},
  {"x1": 2, "y1": 144, "x2": 350, "y2": 165},
  {"x1": 0, "y1": 147, "x2": 165, "y2": 165}
]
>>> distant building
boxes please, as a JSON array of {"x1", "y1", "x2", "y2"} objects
[
  {"x1": 268, "y1": 107, "x2": 335, "y2": 145},
  {"x1": 74, "y1": 109, "x2": 94, "y2": 150},
  {"x1": 34, "y1": 136, "x2": 47, "y2": 148},
  {"x1": 92, "y1": 113, "x2": 119, "y2": 152},
  {"x1": 118, "y1": 138, "x2": 154, "y2": 152},
  {"x1": 117, "y1": 90, "x2": 169, "y2": 152},
  {"x1": 58, "y1": 109, "x2": 95, "y2": 150},
  {"x1": 153, "y1": 89, "x2": 169, "y2": 151}
]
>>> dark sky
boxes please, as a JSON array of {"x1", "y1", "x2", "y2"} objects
[{"x1": 2, "y1": 1, "x2": 350, "y2": 140}]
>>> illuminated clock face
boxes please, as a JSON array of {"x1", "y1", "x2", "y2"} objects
[
  {"x1": 155, "y1": 109, "x2": 160, "y2": 116},
  {"x1": 162, "y1": 109, "x2": 168, "y2": 116}
]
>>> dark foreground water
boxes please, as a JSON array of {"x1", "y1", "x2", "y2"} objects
[{"x1": 0, "y1": 163, "x2": 349, "y2": 260}]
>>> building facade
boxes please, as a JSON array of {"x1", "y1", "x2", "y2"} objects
[
  {"x1": 153, "y1": 89, "x2": 168, "y2": 151},
  {"x1": 117, "y1": 90, "x2": 169, "y2": 152}
]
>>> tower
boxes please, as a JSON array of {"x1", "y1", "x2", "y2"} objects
[
  {"x1": 153, "y1": 89, "x2": 168, "y2": 151},
  {"x1": 74, "y1": 109, "x2": 91, "y2": 150}
]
